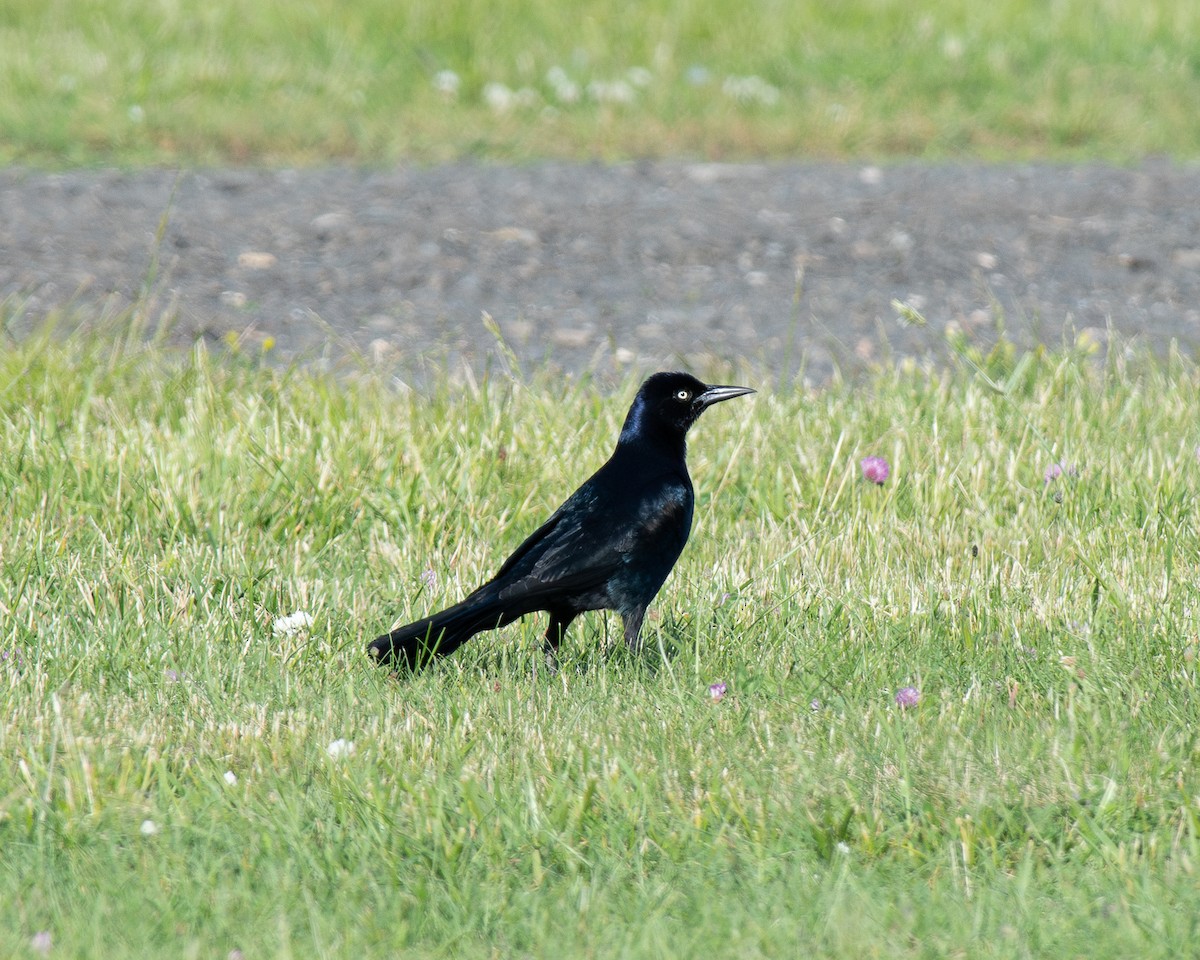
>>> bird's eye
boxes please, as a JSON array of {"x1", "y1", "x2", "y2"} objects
[{"x1": 675, "y1": 389, "x2": 692, "y2": 402}]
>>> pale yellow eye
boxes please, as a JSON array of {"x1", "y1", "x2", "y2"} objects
[{"x1": 675, "y1": 389, "x2": 692, "y2": 402}]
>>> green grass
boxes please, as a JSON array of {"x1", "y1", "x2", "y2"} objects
[
  {"x1": 2, "y1": 320, "x2": 1199, "y2": 957},
  {"x1": 3, "y1": 0, "x2": 1199, "y2": 165}
]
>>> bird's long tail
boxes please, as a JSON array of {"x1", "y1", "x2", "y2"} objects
[{"x1": 366, "y1": 589, "x2": 512, "y2": 670}]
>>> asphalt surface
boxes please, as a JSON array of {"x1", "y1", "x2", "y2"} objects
[{"x1": 4, "y1": 161, "x2": 1199, "y2": 382}]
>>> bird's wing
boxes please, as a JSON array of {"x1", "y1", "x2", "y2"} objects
[
  {"x1": 490, "y1": 478, "x2": 690, "y2": 603},
  {"x1": 490, "y1": 489, "x2": 619, "y2": 596}
]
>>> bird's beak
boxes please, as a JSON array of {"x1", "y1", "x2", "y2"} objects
[{"x1": 697, "y1": 384, "x2": 756, "y2": 409}]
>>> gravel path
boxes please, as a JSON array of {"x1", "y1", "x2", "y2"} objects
[{"x1": 4, "y1": 162, "x2": 1199, "y2": 381}]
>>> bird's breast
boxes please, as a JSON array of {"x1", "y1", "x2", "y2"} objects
[
  {"x1": 637, "y1": 488, "x2": 691, "y2": 538},
  {"x1": 628, "y1": 482, "x2": 693, "y2": 558}
]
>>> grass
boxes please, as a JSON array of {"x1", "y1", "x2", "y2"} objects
[
  {"x1": 2, "y1": 319, "x2": 1199, "y2": 957},
  {"x1": 3, "y1": 0, "x2": 1199, "y2": 165},
  {"x1": 6, "y1": 1, "x2": 1196, "y2": 950}
]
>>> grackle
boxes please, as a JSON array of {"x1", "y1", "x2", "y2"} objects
[{"x1": 367, "y1": 371, "x2": 753, "y2": 670}]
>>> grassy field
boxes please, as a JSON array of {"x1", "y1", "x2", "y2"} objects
[
  {"x1": 3, "y1": 0, "x2": 1199, "y2": 165},
  {"x1": 6, "y1": 2, "x2": 1198, "y2": 954},
  {"x1": 2, "y1": 323, "x2": 1199, "y2": 957}
]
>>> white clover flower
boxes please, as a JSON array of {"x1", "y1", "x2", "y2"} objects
[
  {"x1": 327, "y1": 738, "x2": 356, "y2": 760},
  {"x1": 433, "y1": 70, "x2": 461, "y2": 97},
  {"x1": 722, "y1": 75, "x2": 780, "y2": 106},
  {"x1": 483, "y1": 82, "x2": 515, "y2": 112},
  {"x1": 223, "y1": 771, "x2": 238, "y2": 786},
  {"x1": 140, "y1": 819, "x2": 159, "y2": 836},
  {"x1": 587, "y1": 79, "x2": 635, "y2": 104},
  {"x1": 546, "y1": 66, "x2": 580, "y2": 104},
  {"x1": 272, "y1": 611, "x2": 313, "y2": 637},
  {"x1": 626, "y1": 66, "x2": 653, "y2": 87}
]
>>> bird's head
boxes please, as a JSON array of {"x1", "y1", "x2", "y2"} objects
[{"x1": 620, "y1": 371, "x2": 755, "y2": 444}]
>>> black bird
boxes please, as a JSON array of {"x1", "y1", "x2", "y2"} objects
[{"x1": 367, "y1": 372, "x2": 754, "y2": 670}]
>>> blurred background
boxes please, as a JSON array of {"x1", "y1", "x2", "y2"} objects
[
  {"x1": 4, "y1": 0, "x2": 1199, "y2": 381},
  {"x1": 3, "y1": 0, "x2": 1198, "y2": 165}
]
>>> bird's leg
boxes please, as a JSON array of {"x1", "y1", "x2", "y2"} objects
[
  {"x1": 542, "y1": 611, "x2": 575, "y2": 674},
  {"x1": 621, "y1": 606, "x2": 647, "y2": 654}
]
